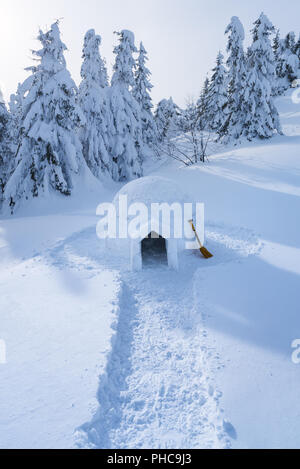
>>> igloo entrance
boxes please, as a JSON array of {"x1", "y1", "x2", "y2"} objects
[{"x1": 141, "y1": 232, "x2": 168, "y2": 266}]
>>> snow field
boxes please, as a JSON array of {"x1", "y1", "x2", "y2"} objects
[{"x1": 0, "y1": 220, "x2": 121, "y2": 449}]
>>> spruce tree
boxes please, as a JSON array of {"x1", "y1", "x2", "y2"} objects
[
  {"x1": 0, "y1": 93, "x2": 14, "y2": 201},
  {"x1": 273, "y1": 30, "x2": 285, "y2": 95},
  {"x1": 285, "y1": 32, "x2": 296, "y2": 52},
  {"x1": 4, "y1": 22, "x2": 89, "y2": 213},
  {"x1": 78, "y1": 29, "x2": 112, "y2": 179},
  {"x1": 155, "y1": 97, "x2": 180, "y2": 142},
  {"x1": 108, "y1": 30, "x2": 143, "y2": 181},
  {"x1": 133, "y1": 42, "x2": 158, "y2": 147},
  {"x1": 276, "y1": 32, "x2": 299, "y2": 93},
  {"x1": 196, "y1": 77, "x2": 210, "y2": 130},
  {"x1": 221, "y1": 16, "x2": 247, "y2": 139},
  {"x1": 295, "y1": 34, "x2": 300, "y2": 62},
  {"x1": 206, "y1": 52, "x2": 228, "y2": 134},
  {"x1": 239, "y1": 13, "x2": 282, "y2": 140},
  {"x1": 9, "y1": 83, "x2": 23, "y2": 148},
  {"x1": 273, "y1": 29, "x2": 281, "y2": 63}
]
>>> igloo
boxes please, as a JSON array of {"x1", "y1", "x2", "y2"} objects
[{"x1": 100, "y1": 176, "x2": 205, "y2": 271}]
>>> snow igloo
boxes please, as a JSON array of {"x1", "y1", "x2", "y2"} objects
[{"x1": 101, "y1": 176, "x2": 205, "y2": 271}]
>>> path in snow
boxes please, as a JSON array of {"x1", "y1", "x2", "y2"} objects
[
  {"x1": 64, "y1": 225, "x2": 260, "y2": 449},
  {"x1": 78, "y1": 268, "x2": 229, "y2": 449},
  {"x1": 45, "y1": 223, "x2": 259, "y2": 449}
]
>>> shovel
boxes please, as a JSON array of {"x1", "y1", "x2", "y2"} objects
[{"x1": 189, "y1": 220, "x2": 213, "y2": 259}]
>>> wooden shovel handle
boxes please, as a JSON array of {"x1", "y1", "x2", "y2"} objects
[{"x1": 189, "y1": 220, "x2": 203, "y2": 248}]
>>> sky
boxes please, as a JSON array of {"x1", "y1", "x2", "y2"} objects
[{"x1": 1, "y1": 0, "x2": 300, "y2": 107}]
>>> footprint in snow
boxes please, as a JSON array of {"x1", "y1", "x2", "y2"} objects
[{"x1": 223, "y1": 420, "x2": 237, "y2": 440}]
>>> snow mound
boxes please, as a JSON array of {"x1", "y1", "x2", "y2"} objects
[{"x1": 113, "y1": 176, "x2": 192, "y2": 210}]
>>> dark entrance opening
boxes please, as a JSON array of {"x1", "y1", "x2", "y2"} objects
[{"x1": 141, "y1": 232, "x2": 168, "y2": 266}]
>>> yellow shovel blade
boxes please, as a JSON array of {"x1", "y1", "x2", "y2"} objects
[
  {"x1": 200, "y1": 246, "x2": 213, "y2": 259},
  {"x1": 189, "y1": 220, "x2": 213, "y2": 259}
]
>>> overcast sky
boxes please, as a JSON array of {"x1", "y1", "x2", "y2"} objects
[{"x1": 1, "y1": 0, "x2": 299, "y2": 107}]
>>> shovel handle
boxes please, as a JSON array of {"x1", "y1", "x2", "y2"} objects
[{"x1": 189, "y1": 220, "x2": 203, "y2": 248}]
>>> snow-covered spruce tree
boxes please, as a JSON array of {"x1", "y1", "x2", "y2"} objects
[
  {"x1": 133, "y1": 42, "x2": 158, "y2": 147},
  {"x1": 196, "y1": 77, "x2": 210, "y2": 130},
  {"x1": 276, "y1": 32, "x2": 299, "y2": 93},
  {"x1": 108, "y1": 30, "x2": 143, "y2": 181},
  {"x1": 4, "y1": 22, "x2": 89, "y2": 213},
  {"x1": 221, "y1": 16, "x2": 247, "y2": 139},
  {"x1": 9, "y1": 83, "x2": 23, "y2": 149},
  {"x1": 285, "y1": 32, "x2": 296, "y2": 53},
  {"x1": 78, "y1": 29, "x2": 112, "y2": 179},
  {"x1": 8, "y1": 78, "x2": 34, "y2": 165},
  {"x1": 239, "y1": 13, "x2": 282, "y2": 140},
  {"x1": 273, "y1": 29, "x2": 284, "y2": 95},
  {"x1": 0, "y1": 92, "x2": 14, "y2": 201},
  {"x1": 295, "y1": 34, "x2": 300, "y2": 62},
  {"x1": 155, "y1": 97, "x2": 180, "y2": 142},
  {"x1": 273, "y1": 29, "x2": 281, "y2": 63},
  {"x1": 206, "y1": 52, "x2": 228, "y2": 134}
]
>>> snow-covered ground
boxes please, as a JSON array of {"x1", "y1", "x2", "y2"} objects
[{"x1": 1, "y1": 92, "x2": 300, "y2": 449}]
